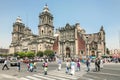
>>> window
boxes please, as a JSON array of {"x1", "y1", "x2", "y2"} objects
[{"x1": 42, "y1": 30, "x2": 44, "y2": 34}]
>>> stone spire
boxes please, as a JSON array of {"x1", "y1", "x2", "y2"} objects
[{"x1": 100, "y1": 25, "x2": 104, "y2": 31}]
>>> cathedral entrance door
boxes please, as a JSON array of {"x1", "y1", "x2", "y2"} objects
[
  {"x1": 91, "y1": 51, "x2": 95, "y2": 56},
  {"x1": 66, "y1": 47, "x2": 70, "y2": 58}
]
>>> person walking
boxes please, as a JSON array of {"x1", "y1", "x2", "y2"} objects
[
  {"x1": 66, "y1": 60, "x2": 70, "y2": 74},
  {"x1": 70, "y1": 59, "x2": 75, "y2": 75},
  {"x1": 29, "y1": 62, "x2": 34, "y2": 72},
  {"x1": 97, "y1": 58, "x2": 101, "y2": 71},
  {"x1": 86, "y1": 58, "x2": 90, "y2": 72},
  {"x1": 2, "y1": 59, "x2": 9, "y2": 70},
  {"x1": 95, "y1": 58, "x2": 98, "y2": 71},
  {"x1": 77, "y1": 60, "x2": 80, "y2": 71},
  {"x1": 43, "y1": 61, "x2": 48, "y2": 75}
]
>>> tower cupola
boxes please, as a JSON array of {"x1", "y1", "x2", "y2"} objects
[
  {"x1": 43, "y1": 4, "x2": 50, "y2": 13},
  {"x1": 15, "y1": 16, "x2": 22, "y2": 23}
]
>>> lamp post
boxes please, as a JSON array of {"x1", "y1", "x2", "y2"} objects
[
  {"x1": 86, "y1": 37, "x2": 89, "y2": 58},
  {"x1": 62, "y1": 41, "x2": 65, "y2": 61}
]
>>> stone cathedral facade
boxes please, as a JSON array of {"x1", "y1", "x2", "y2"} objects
[{"x1": 9, "y1": 5, "x2": 106, "y2": 58}]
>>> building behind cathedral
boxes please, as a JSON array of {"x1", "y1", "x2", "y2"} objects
[{"x1": 9, "y1": 5, "x2": 106, "y2": 58}]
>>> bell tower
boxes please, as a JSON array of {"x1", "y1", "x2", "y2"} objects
[
  {"x1": 38, "y1": 4, "x2": 54, "y2": 37},
  {"x1": 12, "y1": 16, "x2": 25, "y2": 43},
  {"x1": 99, "y1": 25, "x2": 106, "y2": 55}
]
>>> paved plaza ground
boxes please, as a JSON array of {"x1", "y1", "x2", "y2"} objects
[{"x1": 0, "y1": 62, "x2": 120, "y2": 80}]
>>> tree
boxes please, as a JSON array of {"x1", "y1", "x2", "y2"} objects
[
  {"x1": 18, "y1": 52, "x2": 26, "y2": 58},
  {"x1": 14, "y1": 52, "x2": 18, "y2": 57},
  {"x1": 0, "y1": 54, "x2": 8, "y2": 57},
  {"x1": 26, "y1": 51, "x2": 35, "y2": 59},
  {"x1": 44, "y1": 50, "x2": 54, "y2": 57},
  {"x1": 36, "y1": 51, "x2": 44, "y2": 57}
]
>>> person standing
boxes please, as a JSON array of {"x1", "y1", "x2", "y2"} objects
[
  {"x1": 33, "y1": 62, "x2": 37, "y2": 72},
  {"x1": 17, "y1": 60, "x2": 21, "y2": 72},
  {"x1": 57, "y1": 58, "x2": 62, "y2": 71},
  {"x1": 29, "y1": 62, "x2": 34, "y2": 72},
  {"x1": 86, "y1": 58, "x2": 90, "y2": 72},
  {"x1": 27, "y1": 62, "x2": 30, "y2": 72},
  {"x1": 100, "y1": 58, "x2": 103, "y2": 69},
  {"x1": 2, "y1": 59, "x2": 9, "y2": 70}
]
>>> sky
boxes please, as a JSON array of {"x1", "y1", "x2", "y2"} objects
[{"x1": 0, "y1": 0, "x2": 120, "y2": 50}]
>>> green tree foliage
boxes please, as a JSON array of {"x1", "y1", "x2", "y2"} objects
[
  {"x1": 37, "y1": 51, "x2": 43, "y2": 57},
  {"x1": 14, "y1": 52, "x2": 18, "y2": 57},
  {"x1": 44, "y1": 50, "x2": 54, "y2": 57},
  {"x1": 8, "y1": 54, "x2": 14, "y2": 56},
  {"x1": 26, "y1": 51, "x2": 35, "y2": 59},
  {"x1": 18, "y1": 52, "x2": 26, "y2": 58},
  {"x1": 0, "y1": 54, "x2": 8, "y2": 57}
]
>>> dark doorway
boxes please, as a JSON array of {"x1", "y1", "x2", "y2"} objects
[
  {"x1": 91, "y1": 51, "x2": 95, "y2": 56},
  {"x1": 66, "y1": 47, "x2": 70, "y2": 58}
]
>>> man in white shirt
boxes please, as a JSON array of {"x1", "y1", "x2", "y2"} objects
[{"x1": 2, "y1": 59, "x2": 9, "y2": 70}]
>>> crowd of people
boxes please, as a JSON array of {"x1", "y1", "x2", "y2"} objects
[
  {"x1": 56, "y1": 56, "x2": 105, "y2": 76},
  {"x1": 1, "y1": 56, "x2": 119, "y2": 76},
  {"x1": 57, "y1": 58, "x2": 81, "y2": 75}
]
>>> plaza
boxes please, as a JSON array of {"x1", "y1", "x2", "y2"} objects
[
  {"x1": 0, "y1": 1, "x2": 120, "y2": 80},
  {"x1": 0, "y1": 61, "x2": 120, "y2": 80}
]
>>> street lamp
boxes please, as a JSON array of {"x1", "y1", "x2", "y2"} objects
[
  {"x1": 62, "y1": 41, "x2": 65, "y2": 61},
  {"x1": 86, "y1": 36, "x2": 89, "y2": 58}
]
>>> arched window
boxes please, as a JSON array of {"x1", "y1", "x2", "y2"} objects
[
  {"x1": 42, "y1": 30, "x2": 44, "y2": 35},
  {"x1": 49, "y1": 30, "x2": 51, "y2": 35}
]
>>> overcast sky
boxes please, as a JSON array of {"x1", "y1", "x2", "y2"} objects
[{"x1": 0, "y1": 0, "x2": 120, "y2": 50}]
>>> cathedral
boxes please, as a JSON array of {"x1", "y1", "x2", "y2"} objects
[{"x1": 9, "y1": 5, "x2": 106, "y2": 59}]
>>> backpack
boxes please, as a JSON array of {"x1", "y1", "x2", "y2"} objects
[
  {"x1": 44, "y1": 63, "x2": 48, "y2": 67},
  {"x1": 43, "y1": 63, "x2": 48, "y2": 67}
]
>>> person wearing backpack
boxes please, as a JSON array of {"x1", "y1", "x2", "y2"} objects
[{"x1": 43, "y1": 61, "x2": 48, "y2": 75}]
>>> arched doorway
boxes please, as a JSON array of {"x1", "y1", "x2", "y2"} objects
[
  {"x1": 91, "y1": 51, "x2": 95, "y2": 56},
  {"x1": 66, "y1": 47, "x2": 70, "y2": 58}
]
